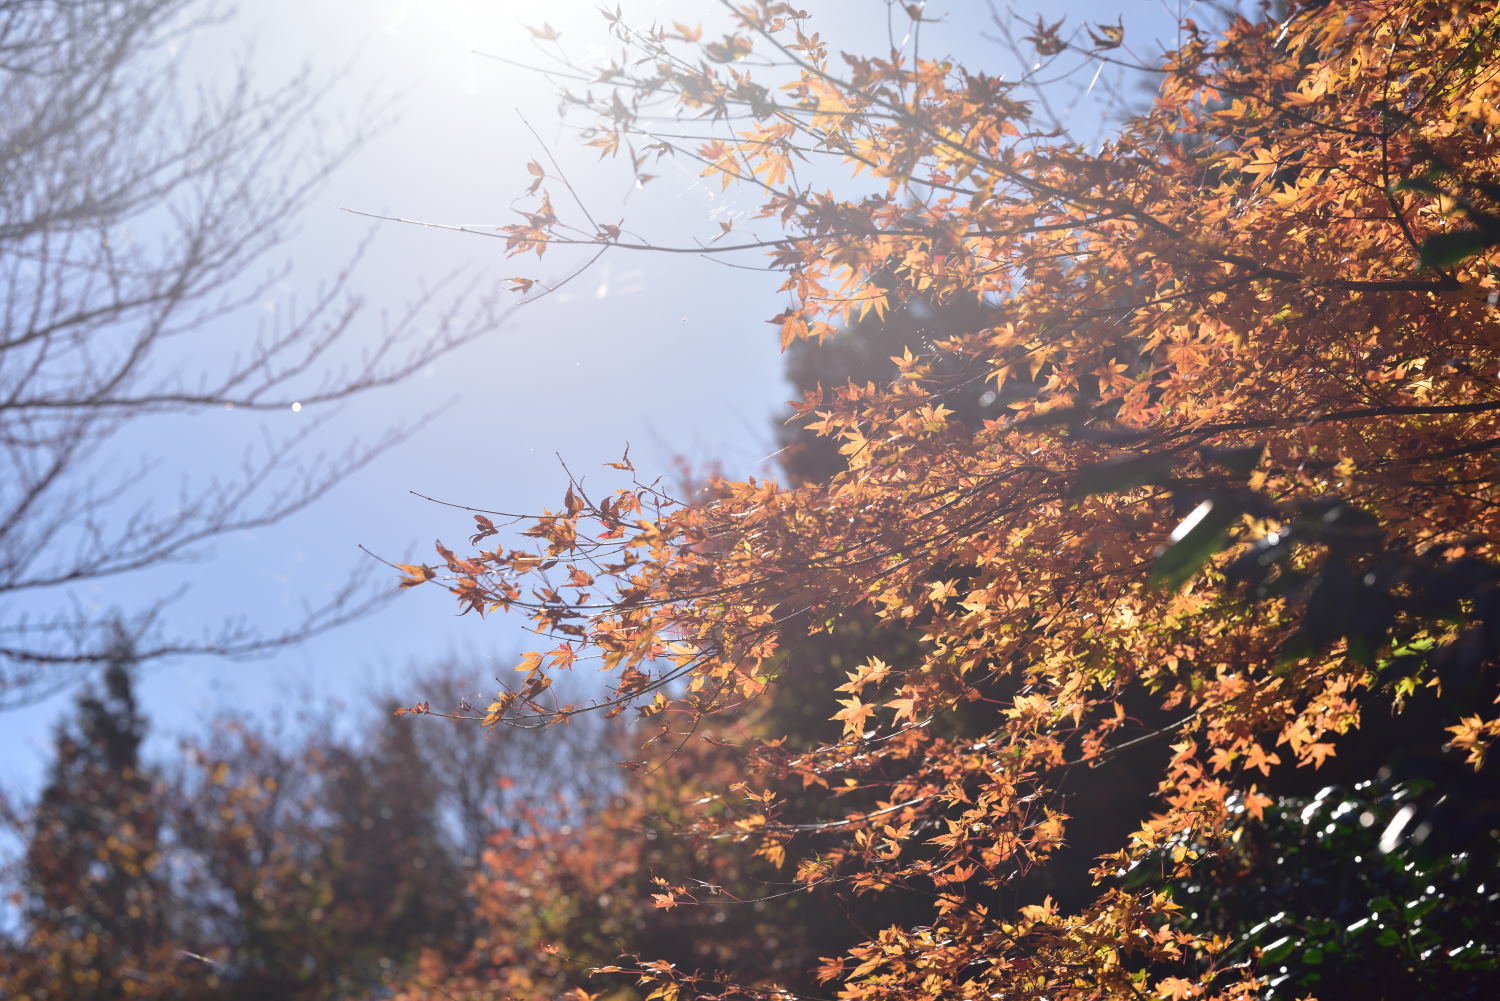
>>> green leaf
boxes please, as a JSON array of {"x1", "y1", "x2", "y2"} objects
[
  {"x1": 1419, "y1": 228, "x2": 1491, "y2": 270},
  {"x1": 1391, "y1": 177, "x2": 1441, "y2": 197},
  {"x1": 1150, "y1": 498, "x2": 1244, "y2": 590},
  {"x1": 1070, "y1": 452, "x2": 1173, "y2": 497},
  {"x1": 1201, "y1": 443, "x2": 1264, "y2": 479},
  {"x1": 1260, "y1": 936, "x2": 1296, "y2": 963}
]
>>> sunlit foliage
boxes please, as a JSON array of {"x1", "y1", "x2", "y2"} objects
[{"x1": 397, "y1": 2, "x2": 1500, "y2": 999}]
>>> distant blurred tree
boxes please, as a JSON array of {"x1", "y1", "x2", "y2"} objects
[
  {"x1": 163, "y1": 713, "x2": 471, "y2": 1001},
  {"x1": 0, "y1": 660, "x2": 609, "y2": 1000},
  {"x1": 0, "y1": 0, "x2": 502, "y2": 707},
  {"x1": 23, "y1": 633, "x2": 155, "y2": 932},
  {"x1": 394, "y1": 663, "x2": 619, "y2": 870},
  {"x1": 1, "y1": 631, "x2": 213, "y2": 999},
  {"x1": 318, "y1": 711, "x2": 469, "y2": 984}
]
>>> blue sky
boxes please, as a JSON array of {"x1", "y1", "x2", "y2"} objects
[{"x1": 0, "y1": 0, "x2": 1194, "y2": 790}]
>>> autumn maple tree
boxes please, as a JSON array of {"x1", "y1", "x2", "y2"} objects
[{"x1": 395, "y1": 2, "x2": 1500, "y2": 999}]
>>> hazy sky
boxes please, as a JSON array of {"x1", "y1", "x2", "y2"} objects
[{"x1": 1, "y1": 0, "x2": 1194, "y2": 789}]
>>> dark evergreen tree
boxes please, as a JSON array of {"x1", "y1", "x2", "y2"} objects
[
  {"x1": 320, "y1": 709, "x2": 469, "y2": 985},
  {"x1": 14, "y1": 630, "x2": 186, "y2": 999}
]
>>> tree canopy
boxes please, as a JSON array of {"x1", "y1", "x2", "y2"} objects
[
  {"x1": 394, "y1": 2, "x2": 1500, "y2": 999},
  {"x1": 0, "y1": 659, "x2": 610, "y2": 1000}
]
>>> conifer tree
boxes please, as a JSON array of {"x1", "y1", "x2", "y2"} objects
[{"x1": 10, "y1": 632, "x2": 191, "y2": 999}]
